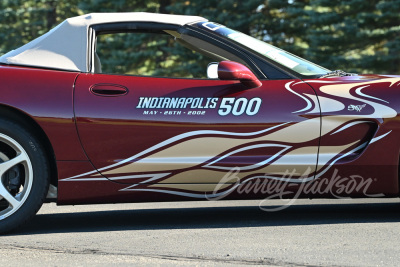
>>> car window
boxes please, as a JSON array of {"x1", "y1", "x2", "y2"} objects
[
  {"x1": 192, "y1": 22, "x2": 330, "y2": 77},
  {"x1": 95, "y1": 31, "x2": 218, "y2": 78}
]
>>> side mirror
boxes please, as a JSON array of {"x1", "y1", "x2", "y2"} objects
[
  {"x1": 218, "y1": 61, "x2": 262, "y2": 88},
  {"x1": 207, "y1": 61, "x2": 262, "y2": 88}
]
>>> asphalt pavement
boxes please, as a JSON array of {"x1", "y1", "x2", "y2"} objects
[{"x1": 1, "y1": 198, "x2": 400, "y2": 266}]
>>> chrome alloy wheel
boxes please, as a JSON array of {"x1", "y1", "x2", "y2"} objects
[{"x1": 0, "y1": 133, "x2": 33, "y2": 220}]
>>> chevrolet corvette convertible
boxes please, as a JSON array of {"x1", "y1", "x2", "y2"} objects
[{"x1": 0, "y1": 12, "x2": 399, "y2": 233}]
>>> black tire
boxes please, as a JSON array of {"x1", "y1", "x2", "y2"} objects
[{"x1": 0, "y1": 119, "x2": 49, "y2": 234}]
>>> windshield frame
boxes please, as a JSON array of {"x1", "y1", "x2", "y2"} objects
[{"x1": 189, "y1": 21, "x2": 330, "y2": 80}]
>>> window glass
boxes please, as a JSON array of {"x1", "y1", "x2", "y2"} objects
[
  {"x1": 194, "y1": 22, "x2": 330, "y2": 77},
  {"x1": 96, "y1": 31, "x2": 215, "y2": 78}
]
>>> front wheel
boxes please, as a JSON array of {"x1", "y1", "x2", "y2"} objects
[{"x1": 0, "y1": 120, "x2": 49, "y2": 233}]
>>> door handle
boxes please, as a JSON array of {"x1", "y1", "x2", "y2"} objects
[{"x1": 90, "y1": 83, "x2": 128, "y2": 96}]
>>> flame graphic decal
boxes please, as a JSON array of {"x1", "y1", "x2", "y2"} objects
[{"x1": 61, "y1": 78, "x2": 399, "y2": 199}]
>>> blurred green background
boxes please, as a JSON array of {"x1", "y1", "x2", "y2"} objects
[{"x1": 0, "y1": 0, "x2": 399, "y2": 74}]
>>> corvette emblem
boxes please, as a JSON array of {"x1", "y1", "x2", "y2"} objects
[{"x1": 348, "y1": 104, "x2": 366, "y2": 112}]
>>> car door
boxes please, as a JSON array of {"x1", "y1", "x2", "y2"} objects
[{"x1": 73, "y1": 23, "x2": 320, "y2": 195}]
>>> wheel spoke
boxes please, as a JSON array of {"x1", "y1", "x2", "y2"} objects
[
  {"x1": 0, "y1": 153, "x2": 26, "y2": 209},
  {"x1": 0, "y1": 153, "x2": 27, "y2": 177},
  {"x1": 0, "y1": 182, "x2": 19, "y2": 208},
  {"x1": 0, "y1": 132, "x2": 36, "y2": 224}
]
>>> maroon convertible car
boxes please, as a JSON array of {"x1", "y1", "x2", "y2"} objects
[{"x1": 0, "y1": 12, "x2": 399, "y2": 233}]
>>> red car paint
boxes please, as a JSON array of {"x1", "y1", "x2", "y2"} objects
[{"x1": 1, "y1": 66, "x2": 400, "y2": 205}]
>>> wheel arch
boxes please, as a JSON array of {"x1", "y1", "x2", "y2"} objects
[{"x1": 0, "y1": 104, "x2": 58, "y2": 187}]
